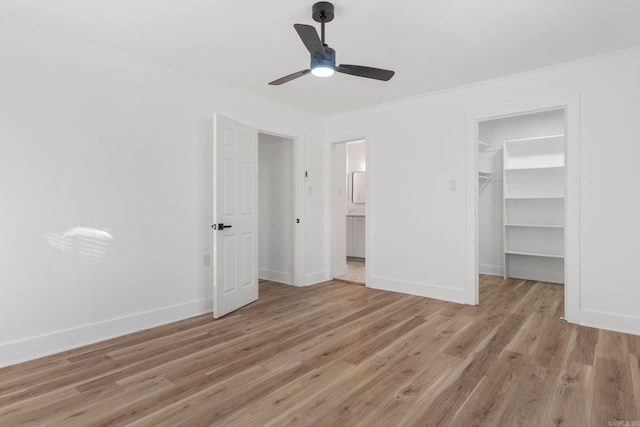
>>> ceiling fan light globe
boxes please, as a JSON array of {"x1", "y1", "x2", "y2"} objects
[{"x1": 311, "y1": 65, "x2": 335, "y2": 77}]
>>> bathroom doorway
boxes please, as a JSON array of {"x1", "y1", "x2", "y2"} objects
[{"x1": 331, "y1": 139, "x2": 366, "y2": 284}]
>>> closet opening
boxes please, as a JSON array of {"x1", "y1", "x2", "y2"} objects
[
  {"x1": 331, "y1": 139, "x2": 366, "y2": 284},
  {"x1": 258, "y1": 132, "x2": 298, "y2": 286},
  {"x1": 477, "y1": 109, "x2": 566, "y2": 308}
]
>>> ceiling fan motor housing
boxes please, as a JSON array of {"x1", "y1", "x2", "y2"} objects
[{"x1": 312, "y1": 45, "x2": 336, "y2": 69}]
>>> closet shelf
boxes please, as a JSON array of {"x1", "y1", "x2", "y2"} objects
[
  {"x1": 505, "y1": 223, "x2": 564, "y2": 229},
  {"x1": 505, "y1": 196, "x2": 564, "y2": 200},
  {"x1": 478, "y1": 171, "x2": 492, "y2": 179},
  {"x1": 503, "y1": 134, "x2": 565, "y2": 284},
  {"x1": 505, "y1": 250, "x2": 564, "y2": 259},
  {"x1": 504, "y1": 165, "x2": 565, "y2": 172}
]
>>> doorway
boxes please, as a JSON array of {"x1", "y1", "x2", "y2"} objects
[
  {"x1": 467, "y1": 95, "x2": 580, "y2": 323},
  {"x1": 258, "y1": 133, "x2": 298, "y2": 286},
  {"x1": 212, "y1": 114, "x2": 301, "y2": 318},
  {"x1": 478, "y1": 109, "x2": 566, "y2": 290},
  {"x1": 331, "y1": 139, "x2": 366, "y2": 284}
]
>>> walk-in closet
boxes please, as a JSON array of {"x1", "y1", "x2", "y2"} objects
[{"x1": 478, "y1": 109, "x2": 566, "y2": 285}]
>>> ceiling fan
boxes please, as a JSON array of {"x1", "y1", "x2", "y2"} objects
[{"x1": 269, "y1": 1, "x2": 395, "y2": 85}]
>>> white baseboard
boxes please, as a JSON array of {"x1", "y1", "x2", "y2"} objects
[
  {"x1": 479, "y1": 264, "x2": 504, "y2": 276},
  {"x1": 0, "y1": 297, "x2": 213, "y2": 369},
  {"x1": 580, "y1": 308, "x2": 640, "y2": 336},
  {"x1": 507, "y1": 267, "x2": 564, "y2": 284},
  {"x1": 259, "y1": 268, "x2": 293, "y2": 285},
  {"x1": 302, "y1": 270, "x2": 330, "y2": 286},
  {"x1": 368, "y1": 275, "x2": 469, "y2": 305}
]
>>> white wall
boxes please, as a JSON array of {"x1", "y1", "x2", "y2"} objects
[
  {"x1": 0, "y1": 17, "x2": 326, "y2": 367},
  {"x1": 258, "y1": 134, "x2": 294, "y2": 284},
  {"x1": 346, "y1": 140, "x2": 366, "y2": 215},
  {"x1": 330, "y1": 143, "x2": 348, "y2": 278},
  {"x1": 325, "y1": 47, "x2": 640, "y2": 335},
  {"x1": 478, "y1": 110, "x2": 565, "y2": 276}
]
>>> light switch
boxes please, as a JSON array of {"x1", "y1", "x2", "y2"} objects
[{"x1": 449, "y1": 179, "x2": 457, "y2": 191}]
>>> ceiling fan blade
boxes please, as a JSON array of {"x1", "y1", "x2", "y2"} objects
[
  {"x1": 268, "y1": 69, "x2": 311, "y2": 85},
  {"x1": 337, "y1": 64, "x2": 395, "y2": 81},
  {"x1": 294, "y1": 24, "x2": 325, "y2": 57}
]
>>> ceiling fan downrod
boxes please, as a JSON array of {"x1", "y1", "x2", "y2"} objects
[{"x1": 312, "y1": 1, "x2": 334, "y2": 46}]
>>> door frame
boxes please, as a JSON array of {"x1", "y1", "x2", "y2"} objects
[
  {"x1": 256, "y1": 130, "x2": 302, "y2": 286},
  {"x1": 465, "y1": 94, "x2": 581, "y2": 323}
]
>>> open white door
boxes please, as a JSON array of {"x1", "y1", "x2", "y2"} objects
[{"x1": 213, "y1": 114, "x2": 259, "y2": 318}]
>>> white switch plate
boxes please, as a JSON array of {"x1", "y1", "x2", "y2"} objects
[{"x1": 449, "y1": 179, "x2": 457, "y2": 191}]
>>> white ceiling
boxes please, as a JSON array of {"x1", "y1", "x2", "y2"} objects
[{"x1": 3, "y1": 0, "x2": 640, "y2": 115}]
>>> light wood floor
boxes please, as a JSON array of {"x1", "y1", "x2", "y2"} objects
[{"x1": 1, "y1": 275, "x2": 639, "y2": 426}]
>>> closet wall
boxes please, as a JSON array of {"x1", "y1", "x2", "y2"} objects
[{"x1": 478, "y1": 110, "x2": 565, "y2": 277}]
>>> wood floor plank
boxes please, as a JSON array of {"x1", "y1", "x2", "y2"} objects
[
  {"x1": 544, "y1": 361, "x2": 594, "y2": 427},
  {"x1": 447, "y1": 350, "x2": 525, "y2": 426},
  {"x1": 143, "y1": 364, "x2": 311, "y2": 427},
  {"x1": 0, "y1": 276, "x2": 638, "y2": 426},
  {"x1": 597, "y1": 329, "x2": 631, "y2": 362},
  {"x1": 509, "y1": 280, "x2": 548, "y2": 317},
  {"x1": 530, "y1": 317, "x2": 572, "y2": 373},
  {"x1": 442, "y1": 311, "x2": 504, "y2": 359},
  {"x1": 568, "y1": 325, "x2": 598, "y2": 366},
  {"x1": 354, "y1": 352, "x2": 462, "y2": 427},
  {"x1": 628, "y1": 334, "x2": 640, "y2": 357},
  {"x1": 76, "y1": 330, "x2": 240, "y2": 393},
  {"x1": 1, "y1": 381, "x2": 123, "y2": 426},
  {"x1": 217, "y1": 360, "x2": 354, "y2": 427},
  {"x1": 300, "y1": 299, "x2": 428, "y2": 369},
  {"x1": 0, "y1": 386, "x2": 78, "y2": 419},
  {"x1": 591, "y1": 356, "x2": 638, "y2": 426},
  {"x1": 631, "y1": 353, "x2": 640, "y2": 421},
  {"x1": 493, "y1": 358, "x2": 553, "y2": 426},
  {"x1": 505, "y1": 311, "x2": 546, "y2": 355},
  {"x1": 403, "y1": 313, "x2": 527, "y2": 426},
  {"x1": 341, "y1": 314, "x2": 428, "y2": 365},
  {"x1": 28, "y1": 375, "x2": 175, "y2": 427}
]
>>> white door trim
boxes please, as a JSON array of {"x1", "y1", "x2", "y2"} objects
[{"x1": 465, "y1": 94, "x2": 581, "y2": 324}]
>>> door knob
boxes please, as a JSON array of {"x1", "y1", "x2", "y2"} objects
[{"x1": 217, "y1": 223, "x2": 232, "y2": 230}]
